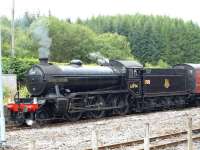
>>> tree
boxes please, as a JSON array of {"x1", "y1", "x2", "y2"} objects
[
  {"x1": 29, "y1": 17, "x2": 133, "y2": 63},
  {"x1": 0, "y1": 17, "x2": 12, "y2": 56},
  {"x1": 94, "y1": 33, "x2": 133, "y2": 60},
  {"x1": 83, "y1": 14, "x2": 200, "y2": 65},
  {"x1": 30, "y1": 17, "x2": 97, "y2": 62},
  {"x1": 15, "y1": 12, "x2": 37, "y2": 29}
]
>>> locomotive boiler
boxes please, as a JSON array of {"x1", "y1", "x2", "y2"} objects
[{"x1": 26, "y1": 58, "x2": 122, "y2": 96}]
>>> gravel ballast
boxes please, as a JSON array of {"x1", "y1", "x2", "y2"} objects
[{"x1": 5, "y1": 107, "x2": 200, "y2": 150}]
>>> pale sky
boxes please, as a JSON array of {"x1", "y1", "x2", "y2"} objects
[{"x1": 0, "y1": 0, "x2": 200, "y2": 24}]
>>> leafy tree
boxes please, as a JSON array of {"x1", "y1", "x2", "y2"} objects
[
  {"x1": 83, "y1": 14, "x2": 200, "y2": 65},
  {"x1": 45, "y1": 17, "x2": 97, "y2": 62},
  {"x1": 2, "y1": 57, "x2": 38, "y2": 81},
  {"x1": 29, "y1": 16, "x2": 132, "y2": 62},
  {"x1": 1, "y1": 15, "x2": 38, "y2": 58},
  {"x1": 15, "y1": 12, "x2": 37, "y2": 29},
  {"x1": 15, "y1": 27, "x2": 38, "y2": 57},
  {"x1": 93, "y1": 33, "x2": 133, "y2": 60},
  {"x1": 145, "y1": 59, "x2": 169, "y2": 68}
]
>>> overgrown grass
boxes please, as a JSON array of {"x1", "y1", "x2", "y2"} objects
[
  {"x1": 19, "y1": 86, "x2": 29, "y2": 98},
  {"x1": 3, "y1": 87, "x2": 12, "y2": 104}
]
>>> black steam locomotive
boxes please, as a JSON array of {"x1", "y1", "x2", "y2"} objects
[{"x1": 7, "y1": 58, "x2": 200, "y2": 125}]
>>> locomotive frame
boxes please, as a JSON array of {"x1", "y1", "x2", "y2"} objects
[{"x1": 7, "y1": 59, "x2": 200, "y2": 125}]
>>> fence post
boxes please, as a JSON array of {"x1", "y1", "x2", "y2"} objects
[
  {"x1": 92, "y1": 128, "x2": 98, "y2": 150},
  {"x1": 32, "y1": 140, "x2": 36, "y2": 150},
  {"x1": 144, "y1": 123, "x2": 150, "y2": 150},
  {"x1": 187, "y1": 117, "x2": 192, "y2": 150},
  {"x1": 28, "y1": 140, "x2": 36, "y2": 150}
]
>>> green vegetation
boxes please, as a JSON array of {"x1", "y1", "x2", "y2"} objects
[
  {"x1": 3, "y1": 86, "x2": 11, "y2": 104},
  {"x1": 1, "y1": 14, "x2": 132, "y2": 64},
  {"x1": 93, "y1": 33, "x2": 133, "y2": 60},
  {"x1": 1, "y1": 13, "x2": 200, "y2": 82},
  {"x1": 2, "y1": 12, "x2": 200, "y2": 102},
  {"x1": 2, "y1": 57, "x2": 38, "y2": 81},
  {"x1": 83, "y1": 14, "x2": 200, "y2": 65},
  {"x1": 145, "y1": 59, "x2": 169, "y2": 68},
  {"x1": 19, "y1": 86, "x2": 29, "y2": 97}
]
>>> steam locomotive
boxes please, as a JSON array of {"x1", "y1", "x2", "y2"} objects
[{"x1": 6, "y1": 58, "x2": 200, "y2": 126}]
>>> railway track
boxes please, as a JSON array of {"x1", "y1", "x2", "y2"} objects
[
  {"x1": 6, "y1": 124, "x2": 32, "y2": 132},
  {"x1": 5, "y1": 107, "x2": 200, "y2": 150},
  {"x1": 6, "y1": 106, "x2": 196, "y2": 132},
  {"x1": 86, "y1": 128, "x2": 200, "y2": 150},
  {"x1": 5, "y1": 109, "x2": 199, "y2": 133},
  {"x1": 5, "y1": 116, "x2": 108, "y2": 132}
]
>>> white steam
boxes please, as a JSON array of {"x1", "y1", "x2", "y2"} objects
[
  {"x1": 32, "y1": 24, "x2": 52, "y2": 58},
  {"x1": 89, "y1": 52, "x2": 109, "y2": 65}
]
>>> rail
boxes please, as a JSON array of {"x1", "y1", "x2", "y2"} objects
[{"x1": 86, "y1": 116, "x2": 199, "y2": 150}]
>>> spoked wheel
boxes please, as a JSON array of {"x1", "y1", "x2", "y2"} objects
[
  {"x1": 194, "y1": 97, "x2": 200, "y2": 106},
  {"x1": 195, "y1": 100, "x2": 200, "y2": 106},
  {"x1": 65, "y1": 97, "x2": 83, "y2": 122},
  {"x1": 89, "y1": 95, "x2": 106, "y2": 119},
  {"x1": 35, "y1": 109, "x2": 50, "y2": 126},
  {"x1": 176, "y1": 96, "x2": 186, "y2": 108},
  {"x1": 65, "y1": 111, "x2": 83, "y2": 122},
  {"x1": 163, "y1": 97, "x2": 172, "y2": 109},
  {"x1": 114, "y1": 94, "x2": 129, "y2": 116},
  {"x1": 105, "y1": 94, "x2": 114, "y2": 116},
  {"x1": 147, "y1": 98, "x2": 157, "y2": 111},
  {"x1": 35, "y1": 109, "x2": 49, "y2": 121}
]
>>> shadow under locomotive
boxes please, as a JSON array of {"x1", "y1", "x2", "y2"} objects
[{"x1": 6, "y1": 58, "x2": 200, "y2": 126}]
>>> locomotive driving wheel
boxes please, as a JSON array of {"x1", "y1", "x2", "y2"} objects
[
  {"x1": 65, "y1": 110, "x2": 83, "y2": 122},
  {"x1": 64, "y1": 98, "x2": 83, "y2": 122},
  {"x1": 35, "y1": 109, "x2": 49, "y2": 120},
  {"x1": 89, "y1": 95, "x2": 106, "y2": 119},
  {"x1": 35, "y1": 109, "x2": 50, "y2": 126},
  {"x1": 114, "y1": 94, "x2": 129, "y2": 115}
]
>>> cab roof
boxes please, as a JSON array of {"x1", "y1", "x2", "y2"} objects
[{"x1": 109, "y1": 60, "x2": 143, "y2": 69}]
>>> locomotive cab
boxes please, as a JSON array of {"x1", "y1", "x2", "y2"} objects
[
  {"x1": 109, "y1": 60, "x2": 143, "y2": 95},
  {"x1": 126, "y1": 68, "x2": 143, "y2": 96}
]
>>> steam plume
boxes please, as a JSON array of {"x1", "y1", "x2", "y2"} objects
[
  {"x1": 89, "y1": 52, "x2": 109, "y2": 65},
  {"x1": 32, "y1": 23, "x2": 52, "y2": 59}
]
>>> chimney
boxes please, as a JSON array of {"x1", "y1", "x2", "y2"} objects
[{"x1": 39, "y1": 57, "x2": 48, "y2": 65}]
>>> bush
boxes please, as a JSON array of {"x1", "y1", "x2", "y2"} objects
[
  {"x1": 145, "y1": 59, "x2": 170, "y2": 68},
  {"x1": 93, "y1": 33, "x2": 133, "y2": 60},
  {"x1": 2, "y1": 57, "x2": 38, "y2": 81}
]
